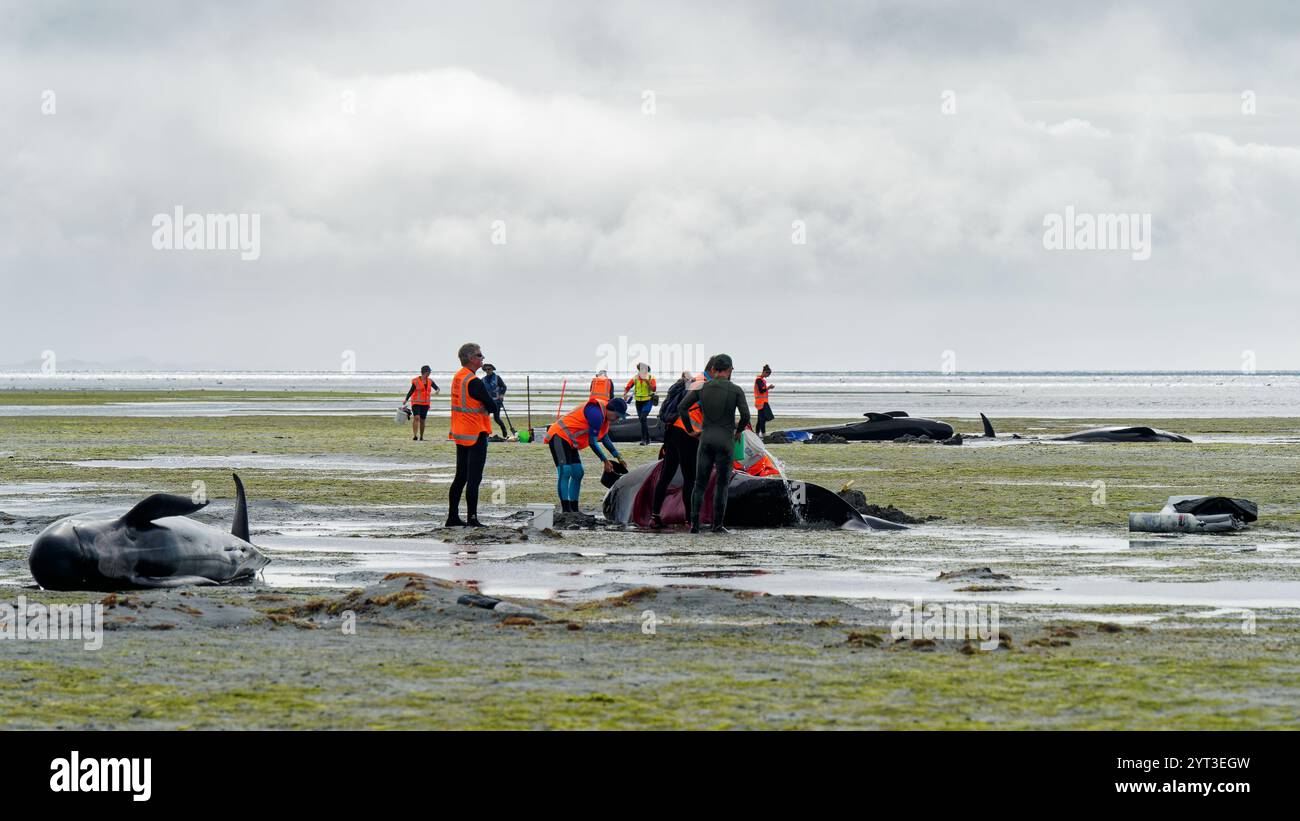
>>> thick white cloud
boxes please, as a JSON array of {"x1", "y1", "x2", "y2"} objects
[{"x1": 2, "y1": 0, "x2": 1299, "y2": 371}]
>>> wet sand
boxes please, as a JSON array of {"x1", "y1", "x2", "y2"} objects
[{"x1": 1, "y1": 406, "x2": 1298, "y2": 728}]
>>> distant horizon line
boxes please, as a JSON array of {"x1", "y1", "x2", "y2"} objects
[{"x1": 4, "y1": 368, "x2": 1299, "y2": 377}]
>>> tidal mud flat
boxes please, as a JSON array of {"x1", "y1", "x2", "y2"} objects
[{"x1": 1, "y1": 404, "x2": 1298, "y2": 728}]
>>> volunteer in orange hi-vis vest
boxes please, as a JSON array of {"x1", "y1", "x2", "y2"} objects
[
  {"x1": 589, "y1": 370, "x2": 614, "y2": 402},
  {"x1": 446, "y1": 342, "x2": 502, "y2": 528},
  {"x1": 403, "y1": 365, "x2": 440, "y2": 441},
  {"x1": 544, "y1": 396, "x2": 628, "y2": 513},
  {"x1": 753, "y1": 364, "x2": 774, "y2": 436}
]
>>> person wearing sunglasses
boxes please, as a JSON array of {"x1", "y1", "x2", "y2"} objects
[{"x1": 446, "y1": 342, "x2": 503, "y2": 527}]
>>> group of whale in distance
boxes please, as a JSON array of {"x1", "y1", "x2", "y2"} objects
[
  {"x1": 774, "y1": 412, "x2": 1193, "y2": 443},
  {"x1": 25, "y1": 411, "x2": 1193, "y2": 591}
]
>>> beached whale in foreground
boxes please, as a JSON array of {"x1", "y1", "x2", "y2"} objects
[
  {"x1": 28, "y1": 474, "x2": 270, "y2": 591},
  {"x1": 602, "y1": 460, "x2": 906, "y2": 530},
  {"x1": 982, "y1": 417, "x2": 1192, "y2": 443},
  {"x1": 777, "y1": 411, "x2": 956, "y2": 442}
]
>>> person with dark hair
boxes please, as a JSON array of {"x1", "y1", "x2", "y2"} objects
[
  {"x1": 753, "y1": 364, "x2": 774, "y2": 436},
  {"x1": 678, "y1": 353, "x2": 750, "y2": 534},
  {"x1": 446, "y1": 343, "x2": 503, "y2": 527},
  {"x1": 404, "y1": 365, "x2": 440, "y2": 441},
  {"x1": 650, "y1": 360, "x2": 715, "y2": 529},
  {"x1": 622, "y1": 362, "x2": 657, "y2": 445},
  {"x1": 481, "y1": 364, "x2": 509, "y2": 437},
  {"x1": 545, "y1": 396, "x2": 628, "y2": 513}
]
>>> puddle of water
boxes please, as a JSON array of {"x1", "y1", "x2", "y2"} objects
[{"x1": 58, "y1": 454, "x2": 448, "y2": 472}]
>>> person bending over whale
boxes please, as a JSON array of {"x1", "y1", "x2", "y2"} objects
[
  {"x1": 678, "y1": 354, "x2": 750, "y2": 534},
  {"x1": 545, "y1": 396, "x2": 628, "y2": 513}
]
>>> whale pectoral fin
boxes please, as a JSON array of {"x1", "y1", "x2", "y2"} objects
[
  {"x1": 127, "y1": 574, "x2": 220, "y2": 588},
  {"x1": 120, "y1": 493, "x2": 209, "y2": 527},
  {"x1": 231, "y1": 473, "x2": 250, "y2": 543}
]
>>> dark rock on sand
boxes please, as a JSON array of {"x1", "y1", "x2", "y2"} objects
[
  {"x1": 893, "y1": 434, "x2": 933, "y2": 444},
  {"x1": 804, "y1": 433, "x2": 850, "y2": 444},
  {"x1": 937, "y1": 567, "x2": 1011, "y2": 582},
  {"x1": 553, "y1": 511, "x2": 598, "y2": 529},
  {"x1": 836, "y1": 489, "x2": 940, "y2": 524}
]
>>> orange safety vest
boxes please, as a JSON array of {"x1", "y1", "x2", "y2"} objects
[
  {"x1": 734, "y1": 453, "x2": 780, "y2": 477},
  {"x1": 672, "y1": 373, "x2": 708, "y2": 432},
  {"x1": 410, "y1": 376, "x2": 433, "y2": 405},
  {"x1": 754, "y1": 376, "x2": 769, "y2": 409},
  {"x1": 448, "y1": 367, "x2": 492, "y2": 446},
  {"x1": 589, "y1": 376, "x2": 614, "y2": 402},
  {"x1": 545, "y1": 398, "x2": 610, "y2": 451}
]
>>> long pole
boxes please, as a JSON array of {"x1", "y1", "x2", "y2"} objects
[
  {"x1": 556, "y1": 379, "x2": 567, "y2": 419},
  {"x1": 526, "y1": 375, "x2": 532, "y2": 431}
]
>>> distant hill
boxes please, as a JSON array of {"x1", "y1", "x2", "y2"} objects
[{"x1": 0, "y1": 356, "x2": 214, "y2": 371}]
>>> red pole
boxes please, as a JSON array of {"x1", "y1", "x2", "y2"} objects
[{"x1": 556, "y1": 379, "x2": 567, "y2": 419}]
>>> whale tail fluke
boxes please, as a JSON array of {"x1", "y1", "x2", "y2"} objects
[
  {"x1": 980, "y1": 413, "x2": 996, "y2": 438},
  {"x1": 232, "y1": 473, "x2": 250, "y2": 543}
]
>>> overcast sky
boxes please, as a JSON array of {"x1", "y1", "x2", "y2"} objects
[{"x1": 3, "y1": 0, "x2": 1299, "y2": 372}]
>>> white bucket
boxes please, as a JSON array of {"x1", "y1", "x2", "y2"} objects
[
  {"x1": 395, "y1": 406, "x2": 410, "y2": 424},
  {"x1": 525, "y1": 503, "x2": 554, "y2": 531}
]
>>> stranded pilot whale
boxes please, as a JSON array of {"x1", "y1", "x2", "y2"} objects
[
  {"x1": 28, "y1": 474, "x2": 270, "y2": 591},
  {"x1": 980, "y1": 417, "x2": 1192, "y2": 443},
  {"x1": 602, "y1": 460, "x2": 907, "y2": 530}
]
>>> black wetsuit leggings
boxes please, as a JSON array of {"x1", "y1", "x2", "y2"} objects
[
  {"x1": 652, "y1": 425, "x2": 698, "y2": 516},
  {"x1": 754, "y1": 405, "x2": 768, "y2": 435},
  {"x1": 449, "y1": 433, "x2": 488, "y2": 518},
  {"x1": 691, "y1": 439, "x2": 734, "y2": 527}
]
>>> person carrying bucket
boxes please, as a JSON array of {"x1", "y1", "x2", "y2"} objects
[
  {"x1": 404, "y1": 365, "x2": 440, "y2": 441},
  {"x1": 622, "y1": 362, "x2": 658, "y2": 445},
  {"x1": 545, "y1": 396, "x2": 628, "y2": 513}
]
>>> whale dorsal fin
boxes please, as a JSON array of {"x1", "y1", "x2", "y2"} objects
[
  {"x1": 120, "y1": 493, "x2": 208, "y2": 527},
  {"x1": 883, "y1": 411, "x2": 909, "y2": 417},
  {"x1": 232, "y1": 473, "x2": 250, "y2": 543},
  {"x1": 864, "y1": 412, "x2": 893, "y2": 422},
  {"x1": 1126, "y1": 426, "x2": 1158, "y2": 436},
  {"x1": 980, "y1": 413, "x2": 996, "y2": 438}
]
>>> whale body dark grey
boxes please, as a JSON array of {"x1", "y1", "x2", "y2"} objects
[
  {"x1": 779, "y1": 411, "x2": 955, "y2": 442},
  {"x1": 28, "y1": 474, "x2": 270, "y2": 591},
  {"x1": 602, "y1": 460, "x2": 905, "y2": 530},
  {"x1": 1053, "y1": 426, "x2": 1192, "y2": 443},
  {"x1": 607, "y1": 414, "x2": 666, "y2": 442},
  {"x1": 982, "y1": 417, "x2": 1192, "y2": 443}
]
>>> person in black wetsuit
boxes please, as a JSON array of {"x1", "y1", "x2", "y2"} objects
[
  {"x1": 678, "y1": 353, "x2": 750, "y2": 534},
  {"x1": 446, "y1": 343, "x2": 504, "y2": 528}
]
